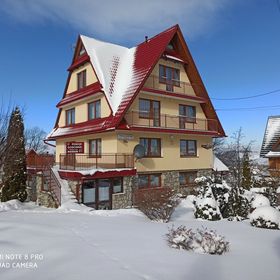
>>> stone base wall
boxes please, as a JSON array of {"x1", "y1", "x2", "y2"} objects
[
  {"x1": 37, "y1": 191, "x2": 57, "y2": 208},
  {"x1": 62, "y1": 168, "x2": 214, "y2": 210},
  {"x1": 112, "y1": 176, "x2": 136, "y2": 209}
]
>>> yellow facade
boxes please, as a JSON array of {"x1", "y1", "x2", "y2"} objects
[
  {"x1": 144, "y1": 59, "x2": 196, "y2": 96},
  {"x1": 66, "y1": 62, "x2": 98, "y2": 94},
  {"x1": 58, "y1": 94, "x2": 111, "y2": 127},
  {"x1": 56, "y1": 131, "x2": 213, "y2": 172},
  {"x1": 55, "y1": 56, "x2": 215, "y2": 174}
]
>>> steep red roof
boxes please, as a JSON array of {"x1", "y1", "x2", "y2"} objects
[{"x1": 110, "y1": 25, "x2": 178, "y2": 128}]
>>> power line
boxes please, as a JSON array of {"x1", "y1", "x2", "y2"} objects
[
  {"x1": 211, "y1": 88, "x2": 280, "y2": 100},
  {"x1": 216, "y1": 104, "x2": 280, "y2": 111}
]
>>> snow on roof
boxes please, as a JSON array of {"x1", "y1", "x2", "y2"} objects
[
  {"x1": 260, "y1": 116, "x2": 280, "y2": 157},
  {"x1": 81, "y1": 35, "x2": 136, "y2": 115},
  {"x1": 213, "y1": 155, "x2": 229, "y2": 172},
  {"x1": 265, "y1": 151, "x2": 280, "y2": 158}
]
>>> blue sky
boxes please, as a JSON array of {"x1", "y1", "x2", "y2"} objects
[{"x1": 0, "y1": 0, "x2": 279, "y2": 150}]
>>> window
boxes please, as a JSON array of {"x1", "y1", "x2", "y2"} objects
[
  {"x1": 138, "y1": 174, "x2": 161, "y2": 188},
  {"x1": 179, "y1": 105, "x2": 196, "y2": 127},
  {"x1": 88, "y1": 100, "x2": 101, "y2": 120},
  {"x1": 77, "y1": 70, "x2": 87, "y2": 90},
  {"x1": 89, "y1": 139, "x2": 101, "y2": 156},
  {"x1": 166, "y1": 43, "x2": 175, "y2": 50},
  {"x1": 79, "y1": 45, "x2": 86, "y2": 56},
  {"x1": 112, "y1": 178, "x2": 123, "y2": 194},
  {"x1": 140, "y1": 138, "x2": 161, "y2": 157},
  {"x1": 139, "y1": 99, "x2": 160, "y2": 126},
  {"x1": 180, "y1": 140, "x2": 197, "y2": 157},
  {"x1": 66, "y1": 108, "x2": 75, "y2": 125},
  {"x1": 179, "y1": 172, "x2": 197, "y2": 186},
  {"x1": 159, "y1": 65, "x2": 180, "y2": 91},
  {"x1": 139, "y1": 99, "x2": 151, "y2": 118}
]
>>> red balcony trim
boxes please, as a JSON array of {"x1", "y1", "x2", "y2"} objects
[
  {"x1": 67, "y1": 54, "x2": 90, "y2": 71},
  {"x1": 56, "y1": 82, "x2": 103, "y2": 108},
  {"x1": 58, "y1": 169, "x2": 136, "y2": 180},
  {"x1": 141, "y1": 87, "x2": 206, "y2": 103}
]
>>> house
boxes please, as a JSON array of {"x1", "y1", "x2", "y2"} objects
[
  {"x1": 46, "y1": 24, "x2": 225, "y2": 209},
  {"x1": 260, "y1": 115, "x2": 280, "y2": 173}
]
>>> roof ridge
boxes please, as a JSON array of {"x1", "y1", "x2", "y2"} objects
[{"x1": 136, "y1": 24, "x2": 178, "y2": 47}]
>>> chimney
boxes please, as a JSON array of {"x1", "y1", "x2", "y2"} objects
[{"x1": 145, "y1": 36, "x2": 148, "y2": 43}]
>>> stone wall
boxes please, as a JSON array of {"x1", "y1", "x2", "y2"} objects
[
  {"x1": 35, "y1": 175, "x2": 57, "y2": 208},
  {"x1": 112, "y1": 176, "x2": 136, "y2": 209}
]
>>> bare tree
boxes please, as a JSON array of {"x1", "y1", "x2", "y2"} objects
[{"x1": 25, "y1": 127, "x2": 48, "y2": 153}]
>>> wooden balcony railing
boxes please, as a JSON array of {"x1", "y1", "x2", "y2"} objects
[
  {"x1": 59, "y1": 153, "x2": 135, "y2": 171},
  {"x1": 143, "y1": 74, "x2": 201, "y2": 95},
  {"x1": 125, "y1": 110, "x2": 218, "y2": 132}
]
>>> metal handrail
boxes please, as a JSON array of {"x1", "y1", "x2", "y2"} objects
[{"x1": 125, "y1": 110, "x2": 218, "y2": 132}]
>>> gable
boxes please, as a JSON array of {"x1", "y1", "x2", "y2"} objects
[{"x1": 48, "y1": 24, "x2": 225, "y2": 140}]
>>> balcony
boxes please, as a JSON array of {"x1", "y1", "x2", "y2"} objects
[
  {"x1": 125, "y1": 110, "x2": 219, "y2": 133},
  {"x1": 59, "y1": 153, "x2": 134, "y2": 171},
  {"x1": 143, "y1": 74, "x2": 199, "y2": 96}
]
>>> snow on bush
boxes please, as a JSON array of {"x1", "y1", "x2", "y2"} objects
[
  {"x1": 134, "y1": 188, "x2": 180, "y2": 222},
  {"x1": 250, "y1": 206, "x2": 280, "y2": 230},
  {"x1": 194, "y1": 196, "x2": 221, "y2": 221},
  {"x1": 251, "y1": 194, "x2": 270, "y2": 209},
  {"x1": 194, "y1": 180, "x2": 222, "y2": 221},
  {"x1": 0, "y1": 199, "x2": 25, "y2": 212},
  {"x1": 166, "y1": 226, "x2": 229, "y2": 255}
]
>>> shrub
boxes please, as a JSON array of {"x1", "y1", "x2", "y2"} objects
[
  {"x1": 133, "y1": 188, "x2": 179, "y2": 222},
  {"x1": 166, "y1": 226, "x2": 229, "y2": 255},
  {"x1": 250, "y1": 206, "x2": 280, "y2": 230},
  {"x1": 222, "y1": 186, "x2": 250, "y2": 221},
  {"x1": 251, "y1": 194, "x2": 270, "y2": 210},
  {"x1": 194, "y1": 183, "x2": 222, "y2": 221},
  {"x1": 194, "y1": 198, "x2": 221, "y2": 221}
]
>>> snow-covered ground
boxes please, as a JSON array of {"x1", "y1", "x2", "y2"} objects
[{"x1": 0, "y1": 198, "x2": 279, "y2": 280}]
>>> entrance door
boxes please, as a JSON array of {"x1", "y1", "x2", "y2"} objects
[
  {"x1": 97, "y1": 179, "x2": 112, "y2": 210},
  {"x1": 82, "y1": 180, "x2": 112, "y2": 210},
  {"x1": 82, "y1": 181, "x2": 97, "y2": 208}
]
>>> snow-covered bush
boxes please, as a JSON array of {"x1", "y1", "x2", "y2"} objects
[
  {"x1": 211, "y1": 181, "x2": 230, "y2": 215},
  {"x1": 134, "y1": 188, "x2": 179, "y2": 222},
  {"x1": 166, "y1": 226, "x2": 229, "y2": 255},
  {"x1": 251, "y1": 194, "x2": 270, "y2": 209},
  {"x1": 222, "y1": 185, "x2": 250, "y2": 221},
  {"x1": 194, "y1": 177, "x2": 222, "y2": 221},
  {"x1": 194, "y1": 195, "x2": 221, "y2": 221},
  {"x1": 250, "y1": 206, "x2": 280, "y2": 230}
]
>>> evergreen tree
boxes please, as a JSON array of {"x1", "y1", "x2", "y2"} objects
[
  {"x1": 222, "y1": 183, "x2": 250, "y2": 220},
  {"x1": 241, "y1": 149, "x2": 252, "y2": 190},
  {"x1": 1, "y1": 107, "x2": 27, "y2": 202}
]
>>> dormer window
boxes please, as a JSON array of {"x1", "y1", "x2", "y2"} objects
[
  {"x1": 77, "y1": 70, "x2": 86, "y2": 90},
  {"x1": 79, "y1": 45, "x2": 86, "y2": 56}
]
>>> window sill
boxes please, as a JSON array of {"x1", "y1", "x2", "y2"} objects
[
  {"x1": 180, "y1": 155, "x2": 198, "y2": 158},
  {"x1": 143, "y1": 156, "x2": 162, "y2": 158}
]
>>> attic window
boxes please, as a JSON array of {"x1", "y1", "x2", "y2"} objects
[
  {"x1": 79, "y1": 45, "x2": 86, "y2": 56},
  {"x1": 166, "y1": 43, "x2": 174, "y2": 50}
]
